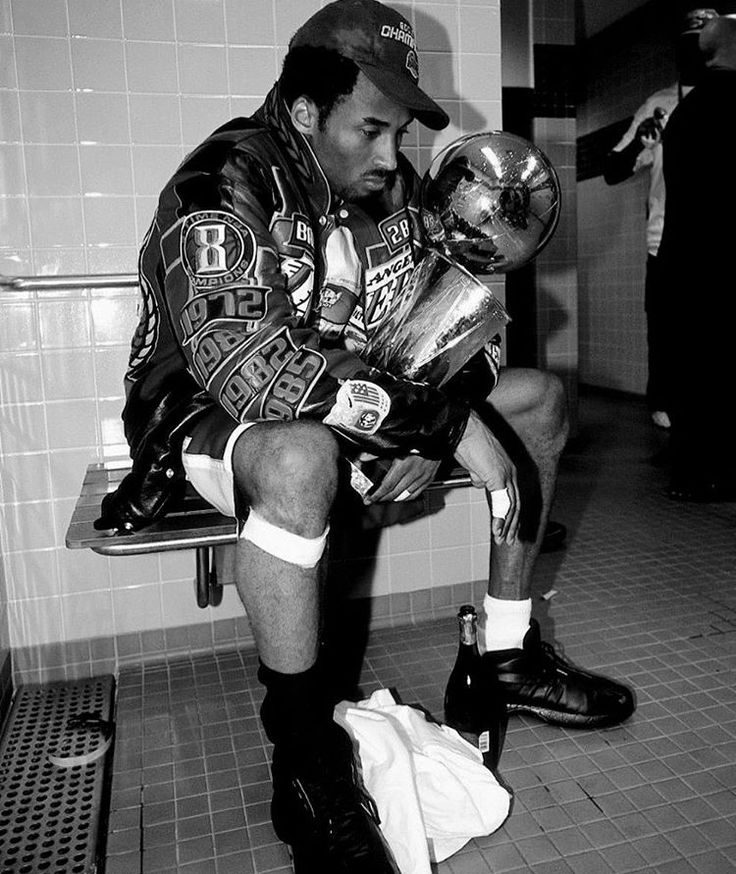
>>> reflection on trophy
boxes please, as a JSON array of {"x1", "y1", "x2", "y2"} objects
[
  {"x1": 363, "y1": 249, "x2": 511, "y2": 386},
  {"x1": 363, "y1": 131, "x2": 561, "y2": 387}
]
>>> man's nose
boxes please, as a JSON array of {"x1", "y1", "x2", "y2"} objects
[{"x1": 373, "y1": 135, "x2": 399, "y2": 171}]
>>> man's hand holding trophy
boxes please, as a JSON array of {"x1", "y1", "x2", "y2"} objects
[{"x1": 353, "y1": 131, "x2": 561, "y2": 516}]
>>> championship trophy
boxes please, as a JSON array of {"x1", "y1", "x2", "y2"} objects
[
  {"x1": 362, "y1": 130, "x2": 561, "y2": 387},
  {"x1": 352, "y1": 131, "x2": 561, "y2": 499}
]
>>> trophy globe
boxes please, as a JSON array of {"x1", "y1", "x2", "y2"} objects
[{"x1": 421, "y1": 131, "x2": 561, "y2": 275}]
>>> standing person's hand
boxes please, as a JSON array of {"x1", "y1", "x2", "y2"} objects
[
  {"x1": 637, "y1": 108, "x2": 667, "y2": 148},
  {"x1": 453, "y1": 410, "x2": 520, "y2": 545}
]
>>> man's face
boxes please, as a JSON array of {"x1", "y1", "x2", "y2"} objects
[
  {"x1": 678, "y1": 8, "x2": 718, "y2": 83},
  {"x1": 308, "y1": 72, "x2": 413, "y2": 203}
]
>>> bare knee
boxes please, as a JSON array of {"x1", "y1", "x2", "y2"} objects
[
  {"x1": 494, "y1": 368, "x2": 569, "y2": 457},
  {"x1": 266, "y1": 420, "x2": 339, "y2": 483},
  {"x1": 232, "y1": 421, "x2": 339, "y2": 534}
]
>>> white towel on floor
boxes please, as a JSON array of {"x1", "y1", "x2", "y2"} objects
[{"x1": 334, "y1": 688, "x2": 511, "y2": 874}]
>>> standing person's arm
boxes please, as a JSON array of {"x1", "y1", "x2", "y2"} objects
[{"x1": 603, "y1": 99, "x2": 661, "y2": 184}]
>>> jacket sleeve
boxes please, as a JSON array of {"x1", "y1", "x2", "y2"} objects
[{"x1": 156, "y1": 139, "x2": 469, "y2": 460}]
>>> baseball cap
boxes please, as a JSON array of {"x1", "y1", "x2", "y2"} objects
[
  {"x1": 290, "y1": 0, "x2": 449, "y2": 130},
  {"x1": 680, "y1": 7, "x2": 718, "y2": 33}
]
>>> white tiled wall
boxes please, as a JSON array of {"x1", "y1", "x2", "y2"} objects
[
  {"x1": 578, "y1": 174, "x2": 648, "y2": 394},
  {"x1": 0, "y1": 0, "x2": 502, "y2": 681}
]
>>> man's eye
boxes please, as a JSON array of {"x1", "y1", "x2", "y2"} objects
[{"x1": 361, "y1": 128, "x2": 380, "y2": 139}]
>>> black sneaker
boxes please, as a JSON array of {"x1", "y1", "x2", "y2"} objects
[
  {"x1": 482, "y1": 620, "x2": 635, "y2": 728},
  {"x1": 270, "y1": 724, "x2": 400, "y2": 873}
]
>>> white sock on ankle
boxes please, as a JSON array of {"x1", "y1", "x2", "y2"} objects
[{"x1": 483, "y1": 595, "x2": 532, "y2": 652}]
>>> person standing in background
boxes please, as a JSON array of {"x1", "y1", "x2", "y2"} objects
[
  {"x1": 603, "y1": 7, "x2": 718, "y2": 432},
  {"x1": 658, "y1": 12, "x2": 736, "y2": 501}
]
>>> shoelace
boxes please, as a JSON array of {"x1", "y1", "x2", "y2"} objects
[
  {"x1": 537, "y1": 640, "x2": 569, "y2": 677},
  {"x1": 516, "y1": 641, "x2": 574, "y2": 700}
]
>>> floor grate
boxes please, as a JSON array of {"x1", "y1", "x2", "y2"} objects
[{"x1": 0, "y1": 676, "x2": 115, "y2": 874}]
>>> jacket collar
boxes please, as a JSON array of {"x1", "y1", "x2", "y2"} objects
[{"x1": 254, "y1": 83, "x2": 334, "y2": 216}]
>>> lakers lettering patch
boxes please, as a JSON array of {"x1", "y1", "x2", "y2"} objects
[
  {"x1": 323, "y1": 380, "x2": 391, "y2": 437},
  {"x1": 364, "y1": 249, "x2": 414, "y2": 329},
  {"x1": 181, "y1": 211, "x2": 255, "y2": 288}
]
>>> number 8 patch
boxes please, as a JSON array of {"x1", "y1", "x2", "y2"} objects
[{"x1": 181, "y1": 210, "x2": 255, "y2": 289}]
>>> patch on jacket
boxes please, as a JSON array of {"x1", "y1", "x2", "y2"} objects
[
  {"x1": 323, "y1": 380, "x2": 391, "y2": 436},
  {"x1": 181, "y1": 210, "x2": 256, "y2": 288}
]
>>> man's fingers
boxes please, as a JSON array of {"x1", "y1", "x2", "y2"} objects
[{"x1": 505, "y1": 481, "x2": 521, "y2": 542}]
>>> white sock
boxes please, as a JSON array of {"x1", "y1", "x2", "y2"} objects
[{"x1": 483, "y1": 595, "x2": 532, "y2": 652}]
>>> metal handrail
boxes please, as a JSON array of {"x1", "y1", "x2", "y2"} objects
[{"x1": 0, "y1": 273, "x2": 138, "y2": 292}]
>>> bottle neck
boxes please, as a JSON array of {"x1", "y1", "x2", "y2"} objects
[{"x1": 458, "y1": 612, "x2": 478, "y2": 647}]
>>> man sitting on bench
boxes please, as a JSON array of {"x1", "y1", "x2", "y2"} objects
[{"x1": 96, "y1": 1, "x2": 635, "y2": 870}]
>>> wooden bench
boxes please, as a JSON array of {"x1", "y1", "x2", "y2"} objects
[{"x1": 66, "y1": 461, "x2": 473, "y2": 608}]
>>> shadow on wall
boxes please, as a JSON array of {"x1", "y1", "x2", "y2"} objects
[
  {"x1": 537, "y1": 280, "x2": 571, "y2": 339},
  {"x1": 412, "y1": 6, "x2": 490, "y2": 151}
]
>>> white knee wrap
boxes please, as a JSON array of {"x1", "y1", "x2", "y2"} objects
[{"x1": 240, "y1": 509, "x2": 329, "y2": 568}]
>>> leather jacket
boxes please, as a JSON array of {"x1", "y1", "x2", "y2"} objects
[{"x1": 96, "y1": 84, "x2": 485, "y2": 533}]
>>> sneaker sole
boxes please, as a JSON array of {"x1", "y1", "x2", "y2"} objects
[{"x1": 506, "y1": 702, "x2": 631, "y2": 728}]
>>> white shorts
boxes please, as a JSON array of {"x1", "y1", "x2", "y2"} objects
[{"x1": 181, "y1": 409, "x2": 257, "y2": 518}]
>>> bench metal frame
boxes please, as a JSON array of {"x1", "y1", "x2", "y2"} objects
[{"x1": 66, "y1": 461, "x2": 473, "y2": 608}]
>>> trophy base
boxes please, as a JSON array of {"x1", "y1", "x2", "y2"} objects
[{"x1": 347, "y1": 455, "x2": 394, "y2": 499}]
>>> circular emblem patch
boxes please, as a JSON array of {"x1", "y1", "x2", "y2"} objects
[{"x1": 181, "y1": 210, "x2": 255, "y2": 288}]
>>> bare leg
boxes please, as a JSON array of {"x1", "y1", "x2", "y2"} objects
[
  {"x1": 453, "y1": 368, "x2": 632, "y2": 727},
  {"x1": 479, "y1": 368, "x2": 569, "y2": 600},
  {"x1": 230, "y1": 420, "x2": 339, "y2": 673},
  {"x1": 479, "y1": 370, "x2": 634, "y2": 728},
  {"x1": 229, "y1": 419, "x2": 401, "y2": 871}
]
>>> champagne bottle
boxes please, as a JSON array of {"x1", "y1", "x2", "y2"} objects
[{"x1": 443, "y1": 604, "x2": 506, "y2": 771}]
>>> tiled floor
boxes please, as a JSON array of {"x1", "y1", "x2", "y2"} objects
[{"x1": 105, "y1": 389, "x2": 736, "y2": 874}]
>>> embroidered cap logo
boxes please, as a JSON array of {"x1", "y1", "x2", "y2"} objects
[{"x1": 379, "y1": 20, "x2": 419, "y2": 81}]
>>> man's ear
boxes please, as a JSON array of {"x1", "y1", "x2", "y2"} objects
[{"x1": 290, "y1": 96, "x2": 319, "y2": 136}]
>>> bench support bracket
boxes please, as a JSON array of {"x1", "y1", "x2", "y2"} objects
[{"x1": 195, "y1": 547, "x2": 223, "y2": 609}]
